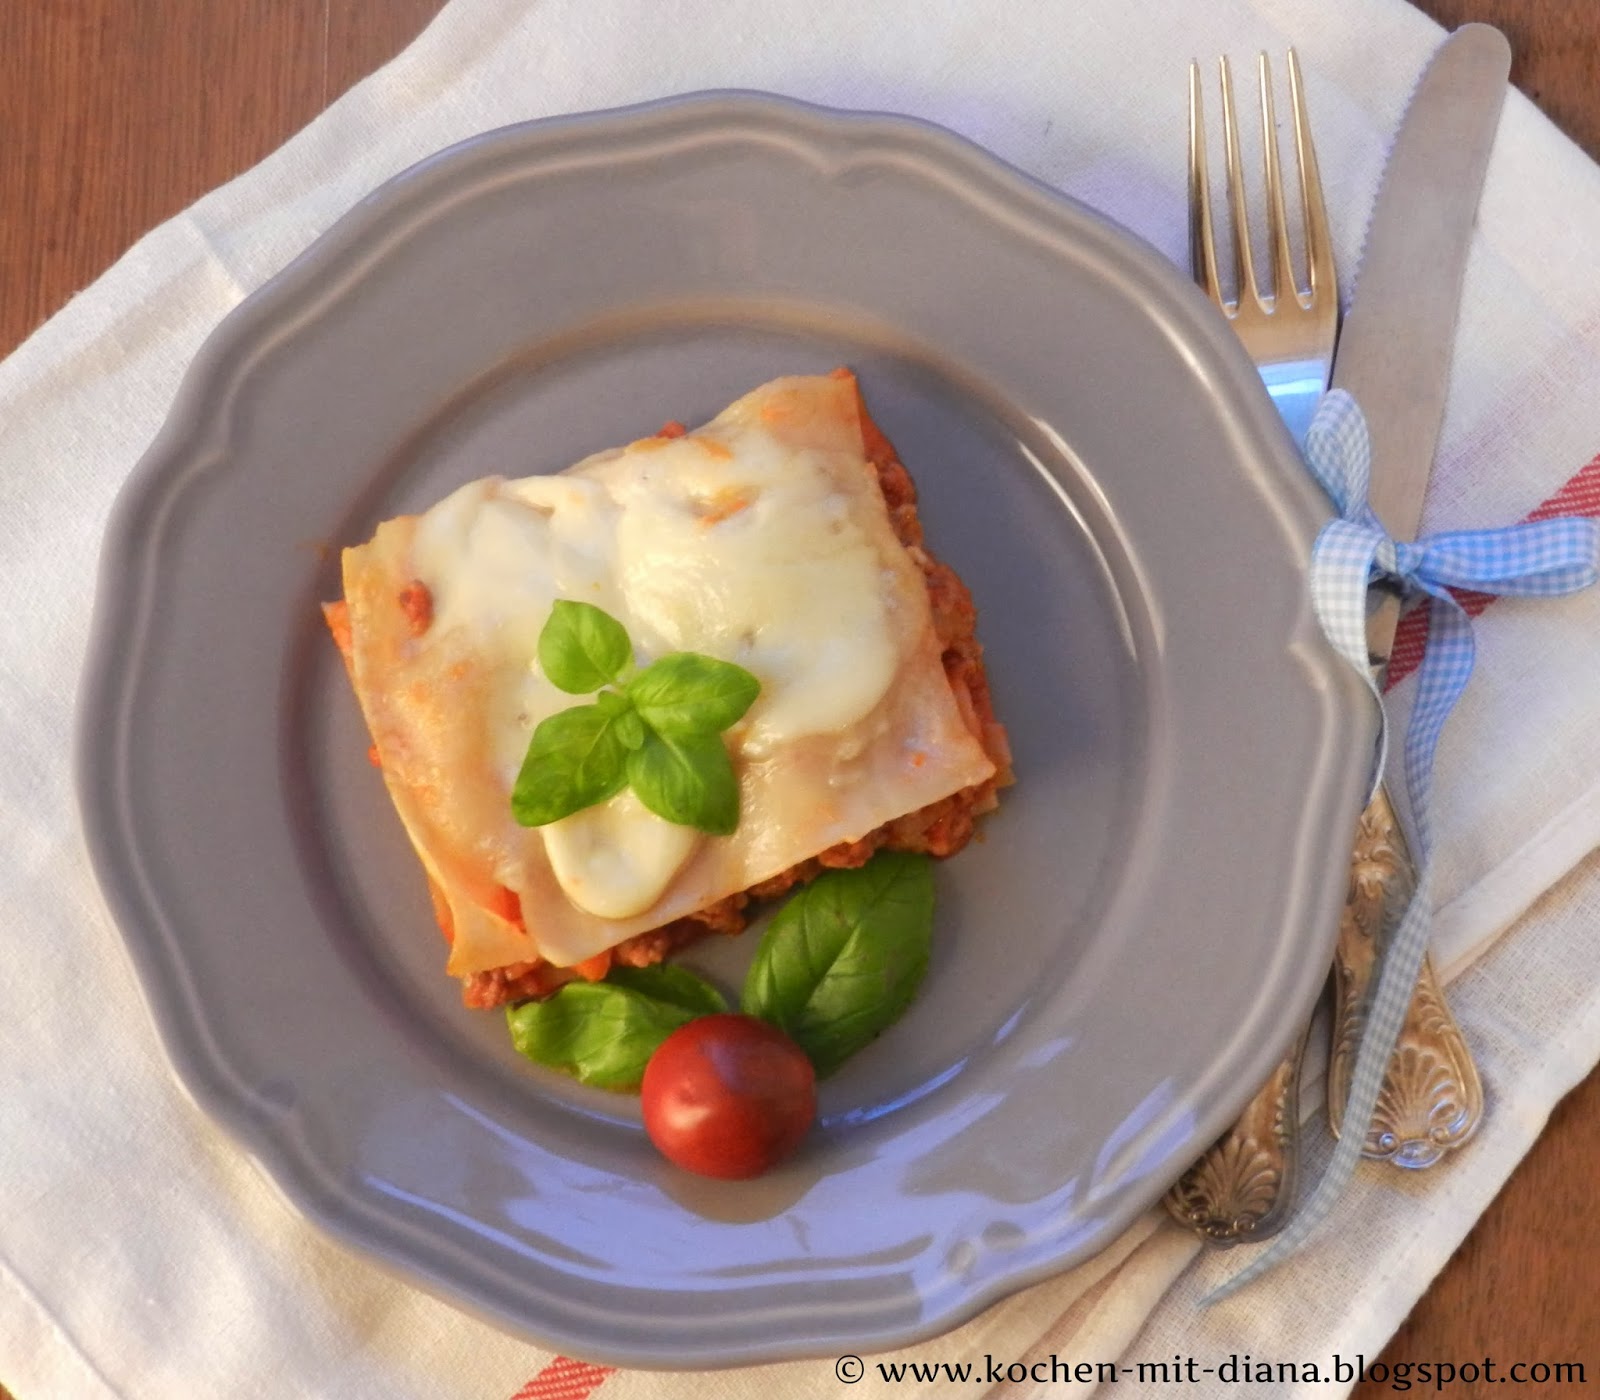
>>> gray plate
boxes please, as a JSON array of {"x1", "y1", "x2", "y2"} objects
[{"x1": 76, "y1": 93, "x2": 1372, "y2": 1368}]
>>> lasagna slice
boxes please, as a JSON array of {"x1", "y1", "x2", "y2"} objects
[{"x1": 325, "y1": 370, "x2": 1011, "y2": 1007}]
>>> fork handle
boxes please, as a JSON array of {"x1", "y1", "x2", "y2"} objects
[
  {"x1": 1164, "y1": 1023, "x2": 1310, "y2": 1244},
  {"x1": 1327, "y1": 783, "x2": 1484, "y2": 1166}
]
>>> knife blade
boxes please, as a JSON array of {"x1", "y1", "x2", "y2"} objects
[
  {"x1": 1323, "y1": 24, "x2": 1509, "y2": 1160},
  {"x1": 1331, "y1": 23, "x2": 1512, "y2": 666}
]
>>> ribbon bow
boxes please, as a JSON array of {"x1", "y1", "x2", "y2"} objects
[{"x1": 1209, "y1": 390, "x2": 1599, "y2": 1301}]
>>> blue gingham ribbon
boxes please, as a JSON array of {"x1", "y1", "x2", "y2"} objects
[{"x1": 1208, "y1": 390, "x2": 1599, "y2": 1302}]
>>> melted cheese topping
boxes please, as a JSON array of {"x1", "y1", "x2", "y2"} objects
[
  {"x1": 541, "y1": 789, "x2": 699, "y2": 920},
  {"x1": 602, "y1": 416, "x2": 900, "y2": 755},
  {"x1": 338, "y1": 374, "x2": 996, "y2": 971}
]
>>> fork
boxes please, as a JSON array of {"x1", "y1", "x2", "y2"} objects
[
  {"x1": 1189, "y1": 50, "x2": 1335, "y2": 448},
  {"x1": 1163, "y1": 52, "x2": 1483, "y2": 1247},
  {"x1": 1163, "y1": 50, "x2": 1332, "y2": 1244}
]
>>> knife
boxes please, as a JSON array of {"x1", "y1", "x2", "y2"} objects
[{"x1": 1324, "y1": 23, "x2": 1511, "y2": 1160}]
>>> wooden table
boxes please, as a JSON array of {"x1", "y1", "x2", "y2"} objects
[{"x1": 3, "y1": 2, "x2": 1594, "y2": 1393}]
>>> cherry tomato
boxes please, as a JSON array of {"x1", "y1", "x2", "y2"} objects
[{"x1": 641, "y1": 1014, "x2": 816, "y2": 1179}]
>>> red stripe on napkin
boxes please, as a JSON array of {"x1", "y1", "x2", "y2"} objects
[
  {"x1": 510, "y1": 1357, "x2": 617, "y2": 1400},
  {"x1": 1383, "y1": 451, "x2": 1600, "y2": 691}
]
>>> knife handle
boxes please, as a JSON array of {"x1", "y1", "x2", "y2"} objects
[{"x1": 1328, "y1": 783, "x2": 1484, "y2": 1165}]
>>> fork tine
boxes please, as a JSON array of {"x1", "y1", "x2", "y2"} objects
[
  {"x1": 1258, "y1": 53, "x2": 1299, "y2": 309},
  {"x1": 1187, "y1": 61, "x2": 1223, "y2": 308},
  {"x1": 1288, "y1": 48, "x2": 1335, "y2": 308},
  {"x1": 1218, "y1": 56, "x2": 1261, "y2": 313}
]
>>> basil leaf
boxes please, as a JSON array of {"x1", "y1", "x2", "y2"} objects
[
  {"x1": 510, "y1": 604, "x2": 756, "y2": 833},
  {"x1": 505, "y1": 965, "x2": 726, "y2": 1090},
  {"x1": 741, "y1": 851, "x2": 934, "y2": 1077},
  {"x1": 607, "y1": 963, "x2": 728, "y2": 1016},
  {"x1": 626, "y1": 653, "x2": 761, "y2": 738},
  {"x1": 614, "y1": 709, "x2": 647, "y2": 752},
  {"x1": 510, "y1": 704, "x2": 627, "y2": 826},
  {"x1": 627, "y1": 728, "x2": 740, "y2": 835},
  {"x1": 539, "y1": 599, "x2": 633, "y2": 694}
]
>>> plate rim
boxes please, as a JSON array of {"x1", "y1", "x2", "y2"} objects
[{"x1": 75, "y1": 89, "x2": 1372, "y2": 1366}]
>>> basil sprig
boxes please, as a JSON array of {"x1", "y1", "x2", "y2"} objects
[
  {"x1": 740, "y1": 852, "x2": 934, "y2": 1077},
  {"x1": 512, "y1": 601, "x2": 759, "y2": 834},
  {"x1": 506, "y1": 852, "x2": 937, "y2": 1088},
  {"x1": 506, "y1": 964, "x2": 727, "y2": 1090}
]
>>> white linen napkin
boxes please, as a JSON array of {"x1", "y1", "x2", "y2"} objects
[{"x1": 6, "y1": 1, "x2": 1600, "y2": 1396}]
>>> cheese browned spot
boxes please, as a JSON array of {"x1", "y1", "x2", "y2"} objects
[
  {"x1": 397, "y1": 580, "x2": 433, "y2": 636},
  {"x1": 327, "y1": 371, "x2": 1010, "y2": 1002}
]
